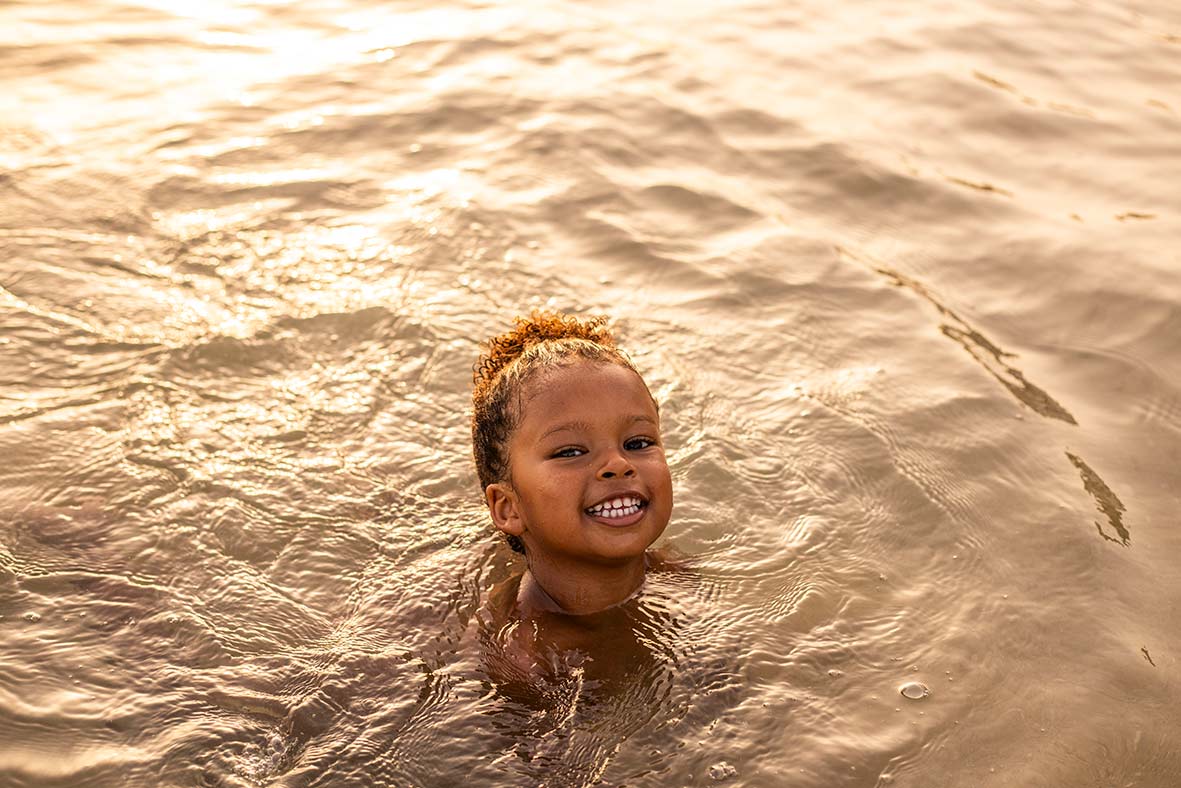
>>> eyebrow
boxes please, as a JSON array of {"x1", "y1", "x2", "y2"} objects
[
  {"x1": 539, "y1": 420, "x2": 592, "y2": 440},
  {"x1": 539, "y1": 415, "x2": 657, "y2": 441}
]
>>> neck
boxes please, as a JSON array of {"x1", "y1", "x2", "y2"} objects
[{"x1": 519, "y1": 554, "x2": 647, "y2": 616}]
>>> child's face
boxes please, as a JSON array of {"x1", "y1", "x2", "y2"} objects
[{"x1": 489, "y1": 360, "x2": 672, "y2": 567}]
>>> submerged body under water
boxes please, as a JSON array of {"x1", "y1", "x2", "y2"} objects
[{"x1": 2, "y1": 0, "x2": 1180, "y2": 786}]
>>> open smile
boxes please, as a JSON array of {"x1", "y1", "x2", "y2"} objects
[{"x1": 584, "y1": 494, "x2": 648, "y2": 525}]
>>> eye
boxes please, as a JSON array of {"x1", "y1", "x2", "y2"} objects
[
  {"x1": 624, "y1": 436, "x2": 657, "y2": 451},
  {"x1": 551, "y1": 446, "x2": 586, "y2": 459}
]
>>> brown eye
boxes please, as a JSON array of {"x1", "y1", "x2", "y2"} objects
[
  {"x1": 552, "y1": 447, "x2": 586, "y2": 458},
  {"x1": 624, "y1": 437, "x2": 655, "y2": 451}
]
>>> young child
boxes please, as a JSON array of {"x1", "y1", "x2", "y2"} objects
[{"x1": 471, "y1": 311, "x2": 673, "y2": 618}]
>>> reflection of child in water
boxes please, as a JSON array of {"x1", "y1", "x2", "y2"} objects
[{"x1": 471, "y1": 311, "x2": 675, "y2": 685}]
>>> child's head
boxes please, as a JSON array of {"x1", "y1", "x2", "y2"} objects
[{"x1": 471, "y1": 312, "x2": 671, "y2": 561}]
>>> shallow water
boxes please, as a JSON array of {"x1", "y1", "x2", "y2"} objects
[{"x1": 2, "y1": 0, "x2": 1180, "y2": 786}]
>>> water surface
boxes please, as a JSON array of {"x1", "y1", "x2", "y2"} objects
[{"x1": 2, "y1": 0, "x2": 1180, "y2": 785}]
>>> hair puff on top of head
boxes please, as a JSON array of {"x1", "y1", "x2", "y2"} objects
[{"x1": 472, "y1": 310, "x2": 615, "y2": 391}]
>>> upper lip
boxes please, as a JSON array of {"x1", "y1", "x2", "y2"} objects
[{"x1": 584, "y1": 490, "x2": 648, "y2": 511}]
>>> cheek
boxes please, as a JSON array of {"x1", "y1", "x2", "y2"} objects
[
  {"x1": 521, "y1": 470, "x2": 571, "y2": 507},
  {"x1": 644, "y1": 457, "x2": 674, "y2": 493}
]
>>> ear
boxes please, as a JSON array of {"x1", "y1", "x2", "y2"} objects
[{"x1": 485, "y1": 483, "x2": 525, "y2": 539}]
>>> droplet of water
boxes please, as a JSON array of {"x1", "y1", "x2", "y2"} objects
[
  {"x1": 708, "y1": 761, "x2": 737, "y2": 781},
  {"x1": 827, "y1": 669, "x2": 843, "y2": 678},
  {"x1": 23, "y1": 612, "x2": 41, "y2": 623},
  {"x1": 900, "y1": 682, "x2": 930, "y2": 700}
]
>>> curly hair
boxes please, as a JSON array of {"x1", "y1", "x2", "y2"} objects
[{"x1": 471, "y1": 311, "x2": 647, "y2": 553}]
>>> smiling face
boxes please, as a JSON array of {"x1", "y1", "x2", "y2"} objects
[{"x1": 485, "y1": 360, "x2": 673, "y2": 568}]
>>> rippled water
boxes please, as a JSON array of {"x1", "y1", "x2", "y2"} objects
[{"x1": 2, "y1": 0, "x2": 1180, "y2": 786}]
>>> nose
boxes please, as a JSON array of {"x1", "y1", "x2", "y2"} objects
[{"x1": 597, "y1": 450, "x2": 636, "y2": 480}]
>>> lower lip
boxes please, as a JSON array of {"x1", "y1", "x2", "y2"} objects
[{"x1": 585, "y1": 504, "x2": 646, "y2": 527}]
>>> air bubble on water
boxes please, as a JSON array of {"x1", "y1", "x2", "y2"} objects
[
  {"x1": 827, "y1": 669, "x2": 843, "y2": 678},
  {"x1": 235, "y1": 732, "x2": 290, "y2": 781},
  {"x1": 23, "y1": 612, "x2": 41, "y2": 623},
  {"x1": 900, "y1": 682, "x2": 930, "y2": 700},
  {"x1": 708, "y1": 761, "x2": 737, "y2": 781},
  {"x1": 166, "y1": 614, "x2": 180, "y2": 624}
]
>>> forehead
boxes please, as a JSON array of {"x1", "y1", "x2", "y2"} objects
[{"x1": 515, "y1": 361, "x2": 657, "y2": 430}]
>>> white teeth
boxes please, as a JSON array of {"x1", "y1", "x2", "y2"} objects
[{"x1": 586, "y1": 497, "x2": 644, "y2": 518}]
